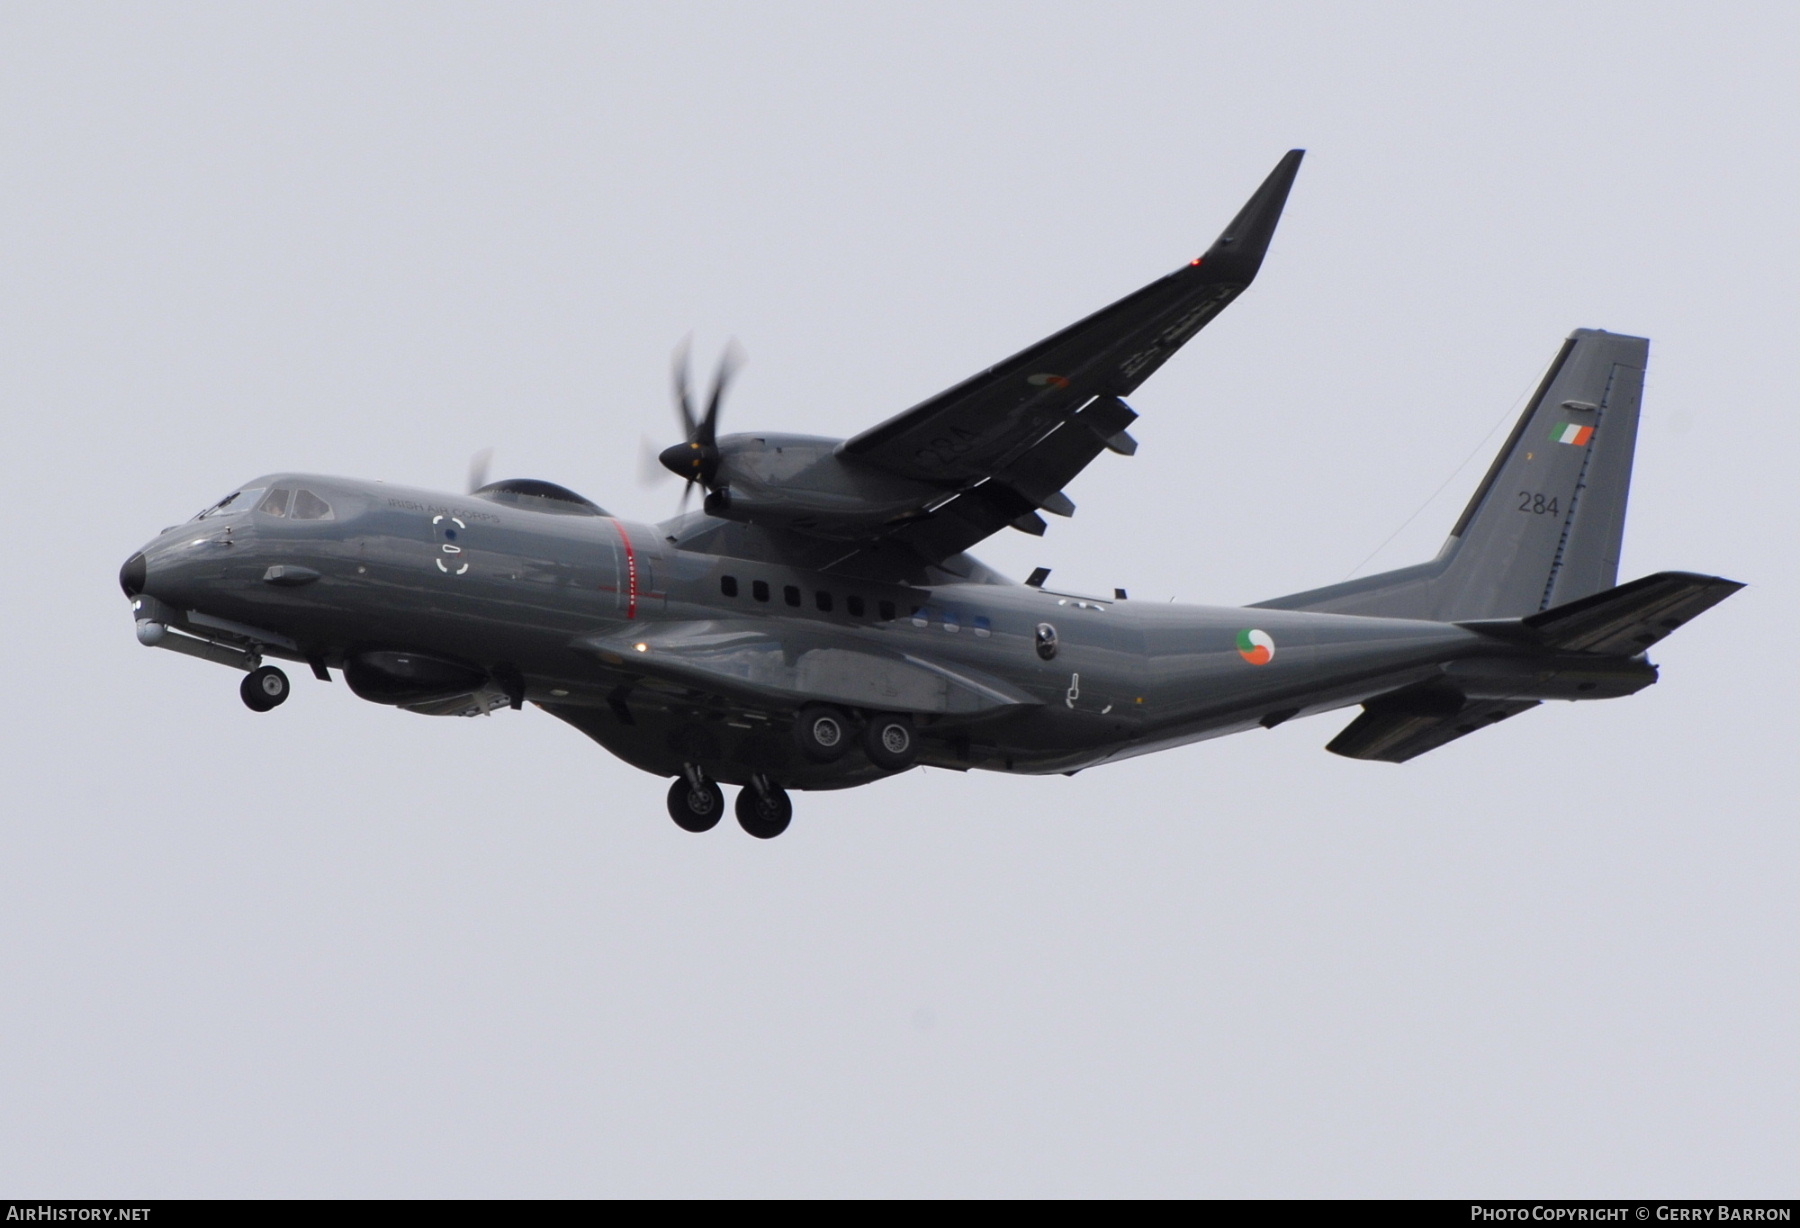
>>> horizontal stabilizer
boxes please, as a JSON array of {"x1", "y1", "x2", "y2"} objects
[
  {"x1": 1327, "y1": 687, "x2": 1539, "y2": 763},
  {"x1": 1462, "y1": 570, "x2": 1744, "y2": 655},
  {"x1": 1332, "y1": 570, "x2": 1742, "y2": 762}
]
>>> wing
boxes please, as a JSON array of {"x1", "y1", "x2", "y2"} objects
[{"x1": 834, "y1": 150, "x2": 1303, "y2": 561}]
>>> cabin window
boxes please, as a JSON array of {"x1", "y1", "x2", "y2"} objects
[
  {"x1": 291, "y1": 489, "x2": 334, "y2": 521},
  {"x1": 846, "y1": 595, "x2": 865, "y2": 617},
  {"x1": 784, "y1": 585, "x2": 801, "y2": 607},
  {"x1": 752, "y1": 580, "x2": 769, "y2": 603},
  {"x1": 721, "y1": 575, "x2": 738, "y2": 597},
  {"x1": 815, "y1": 590, "x2": 833, "y2": 612},
  {"x1": 973, "y1": 615, "x2": 992, "y2": 638},
  {"x1": 877, "y1": 599, "x2": 894, "y2": 621}
]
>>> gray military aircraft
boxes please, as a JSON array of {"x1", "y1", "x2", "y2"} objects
[{"x1": 120, "y1": 150, "x2": 1741, "y2": 838}]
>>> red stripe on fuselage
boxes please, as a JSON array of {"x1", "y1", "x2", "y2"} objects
[{"x1": 614, "y1": 520, "x2": 638, "y2": 619}]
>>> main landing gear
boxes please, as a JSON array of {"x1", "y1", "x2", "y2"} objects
[
  {"x1": 794, "y1": 705, "x2": 919, "y2": 772},
  {"x1": 667, "y1": 768, "x2": 792, "y2": 839},
  {"x1": 240, "y1": 665, "x2": 290, "y2": 712},
  {"x1": 666, "y1": 774, "x2": 726, "y2": 832},
  {"x1": 735, "y1": 776, "x2": 792, "y2": 839},
  {"x1": 793, "y1": 704, "x2": 851, "y2": 763},
  {"x1": 667, "y1": 708, "x2": 921, "y2": 839},
  {"x1": 860, "y1": 713, "x2": 918, "y2": 772}
]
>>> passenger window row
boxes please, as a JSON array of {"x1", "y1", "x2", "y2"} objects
[{"x1": 719, "y1": 574, "x2": 898, "y2": 622}]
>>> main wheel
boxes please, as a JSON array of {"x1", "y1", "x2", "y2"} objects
[
  {"x1": 240, "y1": 665, "x2": 290, "y2": 712},
  {"x1": 861, "y1": 712, "x2": 919, "y2": 771},
  {"x1": 793, "y1": 704, "x2": 851, "y2": 763},
  {"x1": 667, "y1": 777, "x2": 725, "y2": 832},
  {"x1": 735, "y1": 784, "x2": 793, "y2": 839}
]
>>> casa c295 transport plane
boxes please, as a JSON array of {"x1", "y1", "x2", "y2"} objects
[{"x1": 119, "y1": 150, "x2": 1742, "y2": 838}]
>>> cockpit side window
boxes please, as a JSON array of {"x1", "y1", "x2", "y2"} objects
[
  {"x1": 258, "y1": 488, "x2": 294, "y2": 517},
  {"x1": 291, "y1": 489, "x2": 334, "y2": 521}
]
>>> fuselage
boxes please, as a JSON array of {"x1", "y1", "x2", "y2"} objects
[{"x1": 124, "y1": 473, "x2": 1647, "y2": 788}]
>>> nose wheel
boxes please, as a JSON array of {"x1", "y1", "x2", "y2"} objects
[
  {"x1": 240, "y1": 665, "x2": 290, "y2": 712},
  {"x1": 735, "y1": 779, "x2": 793, "y2": 839}
]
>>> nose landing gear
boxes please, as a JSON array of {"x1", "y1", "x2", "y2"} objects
[{"x1": 240, "y1": 665, "x2": 290, "y2": 712}]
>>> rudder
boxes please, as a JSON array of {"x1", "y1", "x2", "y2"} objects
[{"x1": 1256, "y1": 328, "x2": 1647, "y2": 621}]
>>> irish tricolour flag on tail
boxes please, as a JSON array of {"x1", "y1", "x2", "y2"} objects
[{"x1": 1550, "y1": 421, "x2": 1595, "y2": 447}]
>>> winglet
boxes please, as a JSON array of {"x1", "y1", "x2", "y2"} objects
[{"x1": 1199, "y1": 149, "x2": 1304, "y2": 284}]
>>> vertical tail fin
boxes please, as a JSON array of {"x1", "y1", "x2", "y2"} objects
[{"x1": 1256, "y1": 328, "x2": 1647, "y2": 621}]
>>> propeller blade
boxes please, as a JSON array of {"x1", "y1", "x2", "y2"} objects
[
  {"x1": 671, "y1": 336, "x2": 697, "y2": 440},
  {"x1": 467, "y1": 446, "x2": 495, "y2": 494},
  {"x1": 698, "y1": 341, "x2": 744, "y2": 447},
  {"x1": 661, "y1": 337, "x2": 744, "y2": 513},
  {"x1": 639, "y1": 434, "x2": 674, "y2": 486},
  {"x1": 678, "y1": 478, "x2": 696, "y2": 513}
]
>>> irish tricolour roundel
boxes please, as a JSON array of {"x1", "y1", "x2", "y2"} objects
[{"x1": 1236, "y1": 628, "x2": 1275, "y2": 666}]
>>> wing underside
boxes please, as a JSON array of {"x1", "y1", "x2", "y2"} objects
[{"x1": 832, "y1": 150, "x2": 1305, "y2": 564}]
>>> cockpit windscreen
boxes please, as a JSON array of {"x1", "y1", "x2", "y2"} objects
[{"x1": 193, "y1": 488, "x2": 265, "y2": 520}]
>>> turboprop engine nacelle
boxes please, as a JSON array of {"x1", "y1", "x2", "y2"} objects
[{"x1": 702, "y1": 433, "x2": 943, "y2": 538}]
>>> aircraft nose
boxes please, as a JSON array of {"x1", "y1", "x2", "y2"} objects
[{"x1": 119, "y1": 551, "x2": 147, "y2": 598}]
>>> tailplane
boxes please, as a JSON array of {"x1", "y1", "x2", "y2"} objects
[
  {"x1": 1326, "y1": 571, "x2": 1742, "y2": 763},
  {"x1": 1462, "y1": 569, "x2": 1744, "y2": 655},
  {"x1": 1257, "y1": 328, "x2": 1648, "y2": 621}
]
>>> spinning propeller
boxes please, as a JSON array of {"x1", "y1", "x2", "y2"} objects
[
  {"x1": 655, "y1": 338, "x2": 742, "y2": 511},
  {"x1": 467, "y1": 446, "x2": 495, "y2": 494}
]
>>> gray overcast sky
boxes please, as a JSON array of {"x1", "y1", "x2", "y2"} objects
[{"x1": 1, "y1": 1, "x2": 1794, "y2": 1197}]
